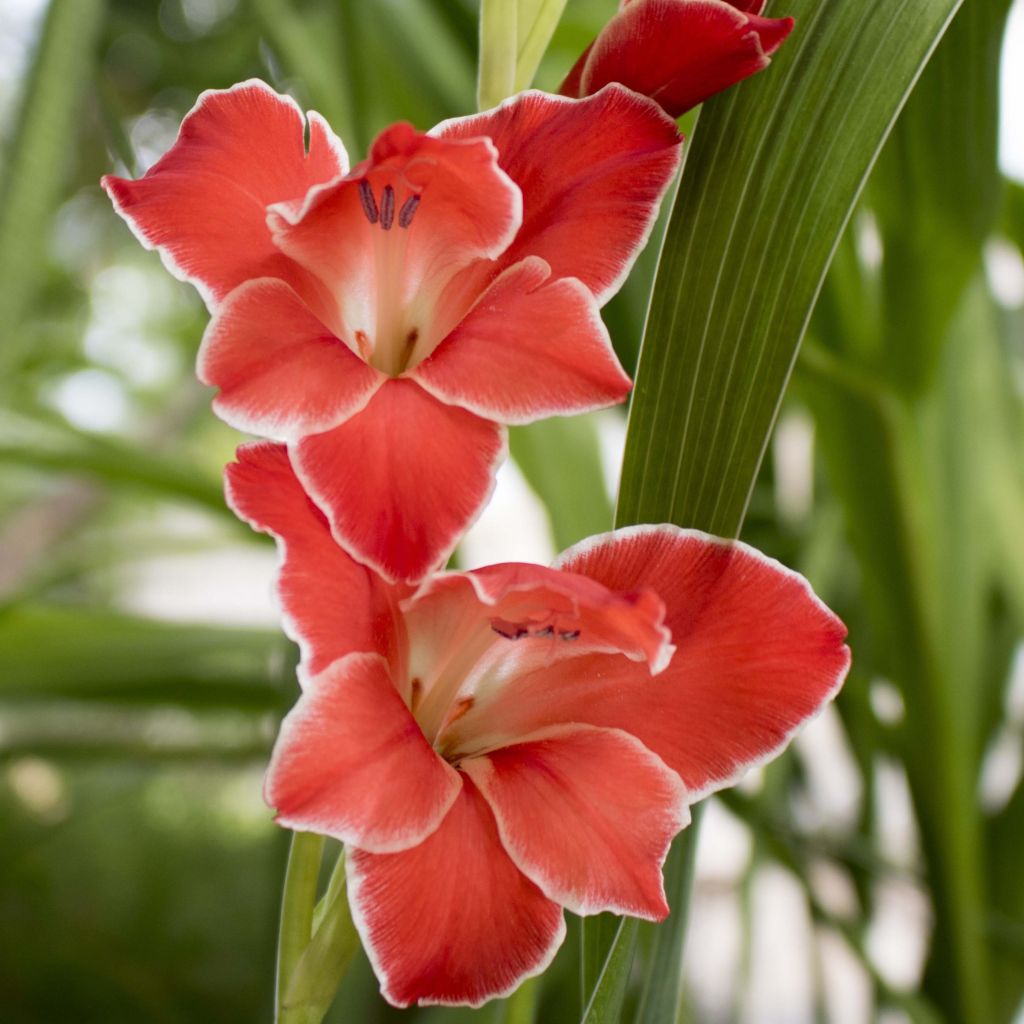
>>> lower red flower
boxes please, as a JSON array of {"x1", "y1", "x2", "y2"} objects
[
  {"x1": 227, "y1": 442, "x2": 850, "y2": 1007},
  {"x1": 562, "y1": 0, "x2": 794, "y2": 117}
]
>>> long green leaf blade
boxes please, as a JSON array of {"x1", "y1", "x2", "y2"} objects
[{"x1": 617, "y1": 0, "x2": 964, "y2": 537}]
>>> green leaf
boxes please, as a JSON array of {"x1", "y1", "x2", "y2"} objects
[
  {"x1": 866, "y1": 0, "x2": 1013, "y2": 393},
  {"x1": 617, "y1": 0, "x2": 965, "y2": 538},
  {"x1": 633, "y1": 806, "x2": 703, "y2": 1024},
  {"x1": 596, "y1": 0, "x2": 967, "y2": 1015},
  {"x1": 0, "y1": 0, "x2": 106, "y2": 381},
  {"x1": 509, "y1": 417, "x2": 614, "y2": 550},
  {"x1": 580, "y1": 917, "x2": 639, "y2": 1024}
]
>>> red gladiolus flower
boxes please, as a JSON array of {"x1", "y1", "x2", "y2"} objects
[
  {"x1": 102, "y1": 80, "x2": 682, "y2": 583},
  {"x1": 561, "y1": 0, "x2": 794, "y2": 118},
  {"x1": 227, "y1": 442, "x2": 850, "y2": 1008}
]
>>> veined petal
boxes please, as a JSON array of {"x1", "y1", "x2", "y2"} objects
[
  {"x1": 198, "y1": 278, "x2": 382, "y2": 440},
  {"x1": 224, "y1": 442, "x2": 407, "y2": 682},
  {"x1": 290, "y1": 380, "x2": 507, "y2": 584},
  {"x1": 265, "y1": 653, "x2": 461, "y2": 853},
  {"x1": 102, "y1": 80, "x2": 346, "y2": 309},
  {"x1": 434, "y1": 86, "x2": 681, "y2": 305},
  {"x1": 463, "y1": 724, "x2": 688, "y2": 919},
  {"x1": 410, "y1": 257, "x2": 631, "y2": 424},
  {"x1": 268, "y1": 124, "x2": 522, "y2": 376},
  {"x1": 348, "y1": 777, "x2": 566, "y2": 1008},
  {"x1": 450, "y1": 525, "x2": 850, "y2": 800},
  {"x1": 564, "y1": 0, "x2": 794, "y2": 118}
]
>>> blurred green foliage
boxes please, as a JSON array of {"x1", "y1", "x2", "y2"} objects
[{"x1": 0, "y1": 0, "x2": 1022, "y2": 1022}]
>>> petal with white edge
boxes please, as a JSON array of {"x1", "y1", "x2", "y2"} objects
[
  {"x1": 464, "y1": 723, "x2": 688, "y2": 919},
  {"x1": 347, "y1": 776, "x2": 566, "y2": 1007}
]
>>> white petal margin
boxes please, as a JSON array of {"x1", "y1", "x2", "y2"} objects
[{"x1": 463, "y1": 723, "x2": 690, "y2": 920}]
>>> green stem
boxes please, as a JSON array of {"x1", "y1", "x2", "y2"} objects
[
  {"x1": 633, "y1": 805, "x2": 704, "y2": 1024},
  {"x1": 281, "y1": 848, "x2": 361, "y2": 1024},
  {"x1": 502, "y1": 976, "x2": 541, "y2": 1024},
  {"x1": 514, "y1": 0, "x2": 569, "y2": 91},
  {"x1": 276, "y1": 832, "x2": 325, "y2": 1024},
  {"x1": 478, "y1": 0, "x2": 517, "y2": 110}
]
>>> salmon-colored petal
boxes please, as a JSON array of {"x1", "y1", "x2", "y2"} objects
[
  {"x1": 102, "y1": 80, "x2": 345, "y2": 309},
  {"x1": 464, "y1": 724, "x2": 688, "y2": 919},
  {"x1": 410, "y1": 257, "x2": 631, "y2": 424},
  {"x1": 290, "y1": 380, "x2": 506, "y2": 584},
  {"x1": 268, "y1": 124, "x2": 521, "y2": 376},
  {"x1": 265, "y1": 653, "x2": 460, "y2": 853},
  {"x1": 564, "y1": 0, "x2": 794, "y2": 118},
  {"x1": 348, "y1": 777, "x2": 565, "y2": 1007},
  {"x1": 198, "y1": 279, "x2": 382, "y2": 439},
  {"x1": 224, "y1": 442, "x2": 407, "y2": 681},
  {"x1": 435, "y1": 86, "x2": 681, "y2": 305},
  {"x1": 449, "y1": 525, "x2": 849, "y2": 800}
]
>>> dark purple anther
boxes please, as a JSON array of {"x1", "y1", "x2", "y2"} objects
[
  {"x1": 380, "y1": 184, "x2": 396, "y2": 230},
  {"x1": 399, "y1": 194, "x2": 421, "y2": 228},
  {"x1": 559, "y1": 629, "x2": 581, "y2": 641},
  {"x1": 358, "y1": 180, "x2": 378, "y2": 224}
]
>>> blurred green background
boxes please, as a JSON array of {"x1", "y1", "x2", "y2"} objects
[{"x1": 1, "y1": 1, "x2": 1022, "y2": 1022}]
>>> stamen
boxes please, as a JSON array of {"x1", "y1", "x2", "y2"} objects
[
  {"x1": 358, "y1": 180, "x2": 378, "y2": 224},
  {"x1": 380, "y1": 184, "x2": 395, "y2": 230},
  {"x1": 399, "y1": 194, "x2": 421, "y2": 228},
  {"x1": 534, "y1": 625, "x2": 555, "y2": 638},
  {"x1": 559, "y1": 629, "x2": 581, "y2": 641},
  {"x1": 354, "y1": 329, "x2": 372, "y2": 361},
  {"x1": 491, "y1": 620, "x2": 528, "y2": 640}
]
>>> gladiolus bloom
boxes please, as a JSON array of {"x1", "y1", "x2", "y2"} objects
[
  {"x1": 561, "y1": 0, "x2": 794, "y2": 118},
  {"x1": 227, "y1": 442, "x2": 850, "y2": 1008},
  {"x1": 102, "y1": 80, "x2": 681, "y2": 583}
]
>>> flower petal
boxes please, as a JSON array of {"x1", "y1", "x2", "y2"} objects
[
  {"x1": 224, "y1": 441, "x2": 407, "y2": 681},
  {"x1": 463, "y1": 724, "x2": 687, "y2": 919},
  {"x1": 450, "y1": 525, "x2": 850, "y2": 800},
  {"x1": 198, "y1": 278, "x2": 382, "y2": 439},
  {"x1": 348, "y1": 776, "x2": 565, "y2": 1007},
  {"x1": 435, "y1": 86, "x2": 681, "y2": 305},
  {"x1": 290, "y1": 379, "x2": 506, "y2": 584},
  {"x1": 268, "y1": 124, "x2": 521, "y2": 375},
  {"x1": 563, "y1": 0, "x2": 794, "y2": 118},
  {"x1": 102, "y1": 80, "x2": 346, "y2": 309},
  {"x1": 265, "y1": 653, "x2": 461, "y2": 853},
  {"x1": 410, "y1": 257, "x2": 631, "y2": 424},
  {"x1": 402, "y1": 561, "x2": 673, "y2": 745}
]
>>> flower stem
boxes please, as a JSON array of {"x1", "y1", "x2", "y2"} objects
[
  {"x1": 514, "y1": 0, "x2": 569, "y2": 92},
  {"x1": 276, "y1": 831, "x2": 325, "y2": 1024},
  {"x1": 477, "y1": 0, "x2": 517, "y2": 110},
  {"x1": 282, "y1": 849, "x2": 362, "y2": 1024}
]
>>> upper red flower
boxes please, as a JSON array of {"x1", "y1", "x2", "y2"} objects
[
  {"x1": 561, "y1": 0, "x2": 794, "y2": 117},
  {"x1": 227, "y1": 441, "x2": 850, "y2": 1008},
  {"x1": 102, "y1": 80, "x2": 682, "y2": 583}
]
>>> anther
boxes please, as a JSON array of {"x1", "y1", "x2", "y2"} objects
[
  {"x1": 491, "y1": 620, "x2": 527, "y2": 640},
  {"x1": 399, "y1": 194, "x2": 421, "y2": 228},
  {"x1": 380, "y1": 184, "x2": 395, "y2": 230},
  {"x1": 534, "y1": 625, "x2": 555, "y2": 638},
  {"x1": 559, "y1": 629, "x2": 581, "y2": 641},
  {"x1": 358, "y1": 180, "x2": 378, "y2": 224}
]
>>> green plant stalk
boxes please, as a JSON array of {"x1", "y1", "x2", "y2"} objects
[
  {"x1": 500, "y1": 975, "x2": 541, "y2": 1024},
  {"x1": 276, "y1": 832, "x2": 326, "y2": 1024},
  {"x1": 514, "y1": 0, "x2": 569, "y2": 91},
  {"x1": 282, "y1": 849, "x2": 361, "y2": 1024},
  {"x1": 633, "y1": 805, "x2": 704, "y2": 1024},
  {"x1": 478, "y1": 0, "x2": 517, "y2": 110}
]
